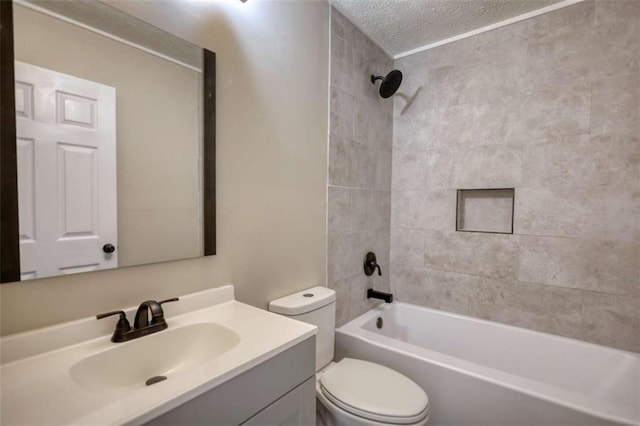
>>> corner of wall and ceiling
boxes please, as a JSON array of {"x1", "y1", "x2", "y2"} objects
[
  {"x1": 330, "y1": 0, "x2": 395, "y2": 60},
  {"x1": 333, "y1": 0, "x2": 585, "y2": 61},
  {"x1": 394, "y1": 0, "x2": 585, "y2": 59}
]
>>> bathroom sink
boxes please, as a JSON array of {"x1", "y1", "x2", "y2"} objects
[
  {"x1": 69, "y1": 322, "x2": 240, "y2": 394},
  {"x1": 2, "y1": 286, "x2": 317, "y2": 425}
]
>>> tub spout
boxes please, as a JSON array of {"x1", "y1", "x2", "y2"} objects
[{"x1": 367, "y1": 288, "x2": 393, "y2": 303}]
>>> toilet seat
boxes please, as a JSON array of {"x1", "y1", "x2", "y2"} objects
[{"x1": 319, "y1": 358, "x2": 429, "y2": 425}]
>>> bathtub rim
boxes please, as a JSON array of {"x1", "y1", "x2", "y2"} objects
[{"x1": 336, "y1": 302, "x2": 640, "y2": 426}]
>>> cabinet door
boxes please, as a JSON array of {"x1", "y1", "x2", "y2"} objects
[
  {"x1": 243, "y1": 377, "x2": 315, "y2": 426},
  {"x1": 144, "y1": 338, "x2": 315, "y2": 426}
]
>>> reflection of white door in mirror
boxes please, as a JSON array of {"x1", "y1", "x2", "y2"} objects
[{"x1": 15, "y1": 61, "x2": 117, "y2": 280}]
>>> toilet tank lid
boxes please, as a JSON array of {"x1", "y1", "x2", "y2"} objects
[{"x1": 268, "y1": 286, "x2": 336, "y2": 316}]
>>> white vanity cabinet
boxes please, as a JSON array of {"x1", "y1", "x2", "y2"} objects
[
  {"x1": 145, "y1": 337, "x2": 316, "y2": 426},
  {"x1": 243, "y1": 378, "x2": 315, "y2": 426},
  {"x1": 0, "y1": 286, "x2": 318, "y2": 426}
]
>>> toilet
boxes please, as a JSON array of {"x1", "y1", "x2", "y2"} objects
[{"x1": 269, "y1": 287, "x2": 430, "y2": 426}]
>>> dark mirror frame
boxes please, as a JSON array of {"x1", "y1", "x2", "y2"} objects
[{"x1": 0, "y1": 1, "x2": 216, "y2": 283}]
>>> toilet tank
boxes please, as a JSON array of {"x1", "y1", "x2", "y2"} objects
[{"x1": 269, "y1": 287, "x2": 336, "y2": 371}]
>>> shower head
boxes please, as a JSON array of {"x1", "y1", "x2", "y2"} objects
[{"x1": 371, "y1": 70, "x2": 403, "y2": 98}]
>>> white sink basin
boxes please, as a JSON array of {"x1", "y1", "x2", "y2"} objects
[
  {"x1": 1, "y1": 285, "x2": 316, "y2": 425},
  {"x1": 69, "y1": 322, "x2": 240, "y2": 394}
]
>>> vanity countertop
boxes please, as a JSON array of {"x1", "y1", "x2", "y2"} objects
[{"x1": 0, "y1": 285, "x2": 316, "y2": 425}]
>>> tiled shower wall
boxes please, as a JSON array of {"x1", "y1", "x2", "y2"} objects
[
  {"x1": 328, "y1": 8, "x2": 393, "y2": 326},
  {"x1": 391, "y1": 1, "x2": 639, "y2": 352}
]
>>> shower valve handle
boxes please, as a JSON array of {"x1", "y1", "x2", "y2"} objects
[{"x1": 364, "y1": 252, "x2": 382, "y2": 276}]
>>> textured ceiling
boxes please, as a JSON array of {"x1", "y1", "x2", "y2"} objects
[{"x1": 332, "y1": 0, "x2": 563, "y2": 57}]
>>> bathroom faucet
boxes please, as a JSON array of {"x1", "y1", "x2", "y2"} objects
[
  {"x1": 97, "y1": 297, "x2": 179, "y2": 342},
  {"x1": 367, "y1": 288, "x2": 393, "y2": 303},
  {"x1": 134, "y1": 298, "x2": 178, "y2": 329}
]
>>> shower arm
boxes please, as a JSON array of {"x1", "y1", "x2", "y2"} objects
[{"x1": 371, "y1": 75, "x2": 385, "y2": 84}]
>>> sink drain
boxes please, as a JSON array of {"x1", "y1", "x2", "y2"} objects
[{"x1": 146, "y1": 376, "x2": 167, "y2": 386}]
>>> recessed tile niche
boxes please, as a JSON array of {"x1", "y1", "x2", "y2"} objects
[{"x1": 456, "y1": 189, "x2": 514, "y2": 234}]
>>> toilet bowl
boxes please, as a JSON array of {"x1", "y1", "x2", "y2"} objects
[
  {"x1": 316, "y1": 360, "x2": 430, "y2": 426},
  {"x1": 269, "y1": 287, "x2": 430, "y2": 426}
]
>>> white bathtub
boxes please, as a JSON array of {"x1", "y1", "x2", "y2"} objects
[{"x1": 335, "y1": 302, "x2": 640, "y2": 426}]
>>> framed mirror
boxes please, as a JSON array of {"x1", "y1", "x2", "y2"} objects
[{"x1": 0, "y1": 0, "x2": 216, "y2": 283}]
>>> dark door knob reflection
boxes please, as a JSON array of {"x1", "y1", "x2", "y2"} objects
[{"x1": 103, "y1": 244, "x2": 116, "y2": 253}]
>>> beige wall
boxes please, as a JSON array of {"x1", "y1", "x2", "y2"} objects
[
  {"x1": 327, "y1": 8, "x2": 393, "y2": 326},
  {"x1": 0, "y1": 0, "x2": 329, "y2": 335},
  {"x1": 14, "y1": 4, "x2": 202, "y2": 268},
  {"x1": 391, "y1": 1, "x2": 639, "y2": 352}
]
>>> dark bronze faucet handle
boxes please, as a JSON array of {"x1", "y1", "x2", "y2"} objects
[
  {"x1": 364, "y1": 252, "x2": 383, "y2": 276},
  {"x1": 152, "y1": 298, "x2": 179, "y2": 324},
  {"x1": 374, "y1": 263, "x2": 382, "y2": 276},
  {"x1": 96, "y1": 310, "x2": 131, "y2": 333}
]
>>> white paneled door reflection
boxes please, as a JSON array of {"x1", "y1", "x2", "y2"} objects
[{"x1": 15, "y1": 62, "x2": 117, "y2": 280}]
